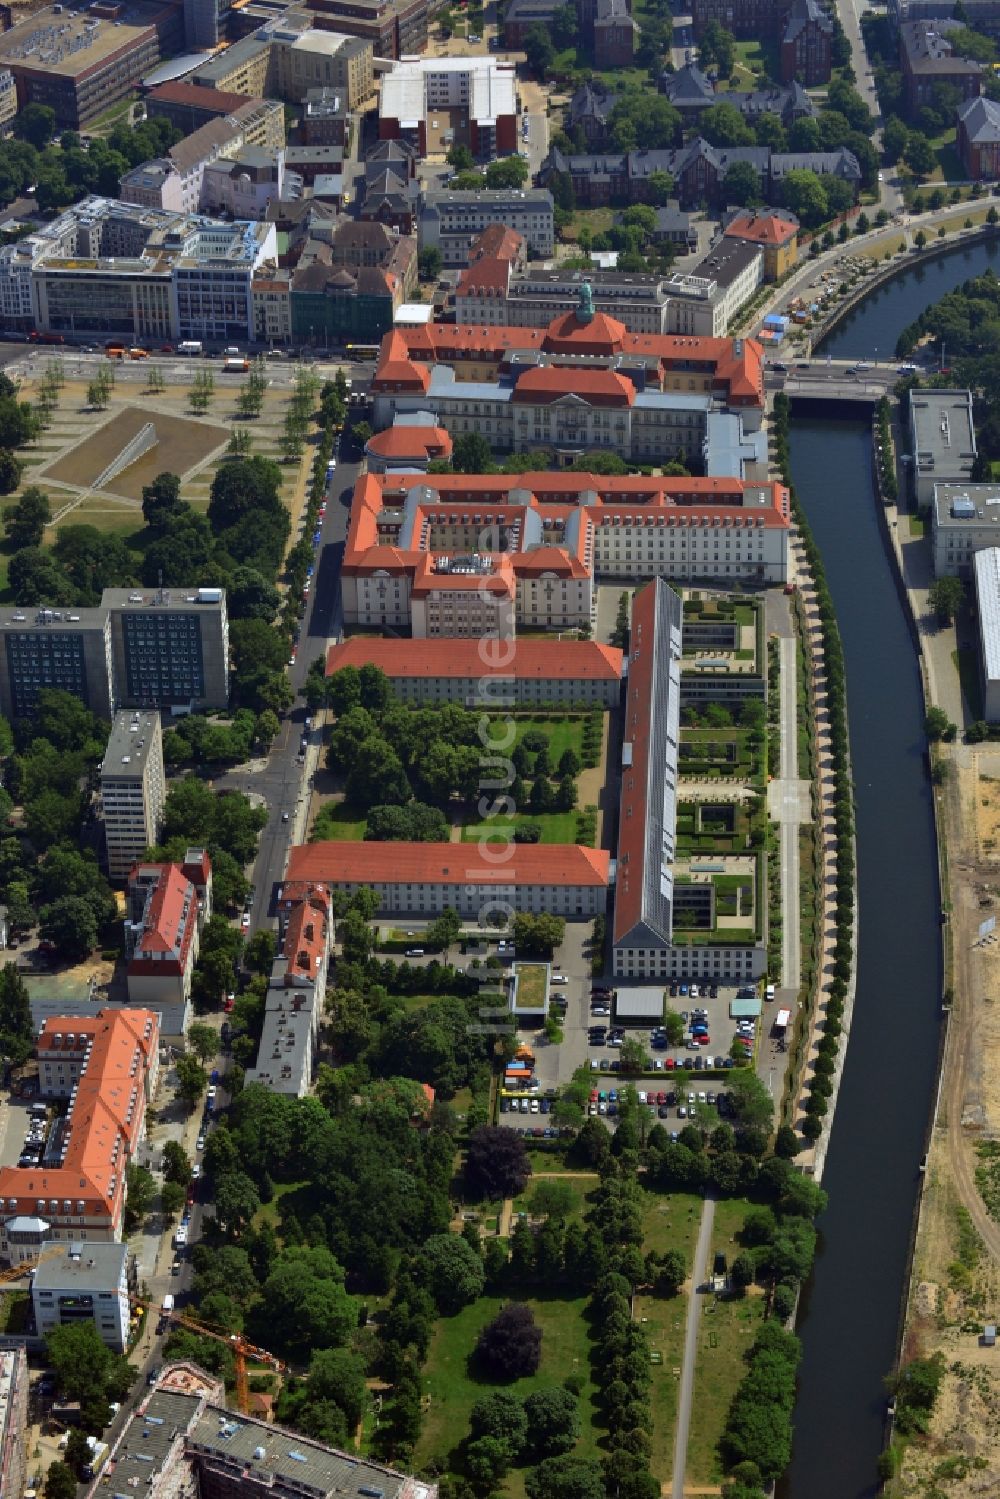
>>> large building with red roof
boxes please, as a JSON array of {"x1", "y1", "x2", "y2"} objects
[
  {"x1": 286, "y1": 842, "x2": 610, "y2": 920},
  {"x1": 371, "y1": 302, "x2": 767, "y2": 470},
  {"x1": 0, "y1": 1009, "x2": 160, "y2": 1259},
  {"x1": 340, "y1": 470, "x2": 789, "y2": 636},
  {"x1": 125, "y1": 851, "x2": 212, "y2": 1035},
  {"x1": 326, "y1": 637, "x2": 624, "y2": 707}
]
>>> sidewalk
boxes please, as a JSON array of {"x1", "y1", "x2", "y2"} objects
[{"x1": 670, "y1": 1197, "x2": 716, "y2": 1499}]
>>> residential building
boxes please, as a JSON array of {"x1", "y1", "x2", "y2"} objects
[
  {"x1": 653, "y1": 202, "x2": 700, "y2": 252},
  {"x1": 900, "y1": 18, "x2": 983, "y2": 114},
  {"x1": 931, "y1": 482, "x2": 1000, "y2": 575},
  {"x1": 692, "y1": 0, "x2": 784, "y2": 38},
  {"x1": 100, "y1": 710, "x2": 166, "y2": 883},
  {"x1": 342, "y1": 470, "x2": 790, "y2": 637},
  {"x1": 958, "y1": 94, "x2": 1000, "y2": 179},
  {"x1": 200, "y1": 146, "x2": 287, "y2": 218},
  {"x1": 269, "y1": 30, "x2": 374, "y2": 108},
  {"x1": 780, "y1": 0, "x2": 833, "y2": 83},
  {"x1": 185, "y1": 0, "x2": 229, "y2": 48},
  {"x1": 890, "y1": 0, "x2": 1000, "y2": 35},
  {"x1": 502, "y1": 0, "x2": 562, "y2": 45},
  {"x1": 665, "y1": 237, "x2": 764, "y2": 336},
  {"x1": 0, "y1": 606, "x2": 114, "y2": 723},
  {"x1": 0, "y1": 587, "x2": 228, "y2": 724},
  {"x1": 0, "y1": 70, "x2": 18, "y2": 134},
  {"x1": 380, "y1": 56, "x2": 517, "y2": 159},
  {"x1": 456, "y1": 262, "x2": 675, "y2": 335},
  {"x1": 0, "y1": 1351, "x2": 27, "y2": 1499},
  {"x1": 661, "y1": 65, "x2": 817, "y2": 128},
  {"x1": 326, "y1": 636, "x2": 625, "y2": 707},
  {"x1": 0, "y1": 1008, "x2": 160, "y2": 1257},
  {"x1": 302, "y1": 86, "x2": 349, "y2": 145},
  {"x1": 290, "y1": 224, "x2": 417, "y2": 344},
  {"x1": 283, "y1": 143, "x2": 345, "y2": 183},
  {"x1": 909, "y1": 389, "x2": 978, "y2": 508},
  {"x1": 13, "y1": 196, "x2": 278, "y2": 346},
  {"x1": 594, "y1": 0, "x2": 639, "y2": 68},
  {"x1": 89, "y1": 1362, "x2": 436, "y2": 1499},
  {"x1": 252, "y1": 268, "x2": 293, "y2": 346},
  {"x1": 145, "y1": 85, "x2": 286, "y2": 148},
  {"x1": 121, "y1": 104, "x2": 287, "y2": 213},
  {"x1": 186, "y1": 33, "x2": 271, "y2": 95},
  {"x1": 31, "y1": 1242, "x2": 133, "y2": 1352},
  {"x1": 566, "y1": 81, "x2": 619, "y2": 145},
  {"x1": 246, "y1": 884, "x2": 331, "y2": 1096},
  {"x1": 105, "y1": 587, "x2": 230, "y2": 712},
  {"x1": 125, "y1": 852, "x2": 212, "y2": 1034},
  {"x1": 539, "y1": 138, "x2": 860, "y2": 209},
  {"x1": 0, "y1": 0, "x2": 183, "y2": 128},
  {"x1": 976, "y1": 547, "x2": 1000, "y2": 720},
  {"x1": 373, "y1": 306, "x2": 765, "y2": 412},
  {"x1": 286, "y1": 841, "x2": 610, "y2": 919},
  {"x1": 418, "y1": 189, "x2": 554, "y2": 263},
  {"x1": 306, "y1": 0, "x2": 429, "y2": 58},
  {"x1": 723, "y1": 207, "x2": 799, "y2": 279}
]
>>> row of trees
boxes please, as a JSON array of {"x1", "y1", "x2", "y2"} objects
[
  {"x1": 772, "y1": 393, "x2": 855, "y2": 1141},
  {"x1": 0, "y1": 113, "x2": 184, "y2": 215}
]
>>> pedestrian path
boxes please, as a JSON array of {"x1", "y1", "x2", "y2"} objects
[{"x1": 670, "y1": 1196, "x2": 716, "y2": 1499}]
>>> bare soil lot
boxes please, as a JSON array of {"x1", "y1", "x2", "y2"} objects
[{"x1": 41, "y1": 405, "x2": 228, "y2": 500}]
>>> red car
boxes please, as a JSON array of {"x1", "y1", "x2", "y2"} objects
[
  {"x1": 656, "y1": 1091, "x2": 667, "y2": 1105},
  {"x1": 665, "y1": 1057, "x2": 676, "y2": 1070}
]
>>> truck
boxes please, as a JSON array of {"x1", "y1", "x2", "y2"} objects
[
  {"x1": 223, "y1": 356, "x2": 250, "y2": 373},
  {"x1": 178, "y1": 340, "x2": 203, "y2": 356}
]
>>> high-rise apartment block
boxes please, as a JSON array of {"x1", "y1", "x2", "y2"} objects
[
  {"x1": 0, "y1": 588, "x2": 230, "y2": 723},
  {"x1": 100, "y1": 711, "x2": 166, "y2": 883}
]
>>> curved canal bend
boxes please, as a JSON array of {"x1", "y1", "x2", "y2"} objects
[{"x1": 778, "y1": 240, "x2": 1000, "y2": 1498}]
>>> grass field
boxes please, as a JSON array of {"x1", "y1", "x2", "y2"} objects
[
  {"x1": 514, "y1": 1175, "x2": 597, "y2": 1221},
  {"x1": 730, "y1": 36, "x2": 780, "y2": 86},
  {"x1": 413, "y1": 1293, "x2": 604, "y2": 1473},
  {"x1": 461, "y1": 810, "x2": 581, "y2": 843},
  {"x1": 685, "y1": 1198, "x2": 762, "y2": 1487},
  {"x1": 311, "y1": 802, "x2": 369, "y2": 840},
  {"x1": 514, "y1": 962, "x2": 548, "y2": 1010}
]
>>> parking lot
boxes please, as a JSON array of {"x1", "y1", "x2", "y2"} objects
[{"x1": 0, "y1": 1096, "x2": 50, "y2": 1170}]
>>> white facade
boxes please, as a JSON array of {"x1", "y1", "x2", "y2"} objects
[
  {"x1": 325, "y1": 875, "x2": 608, "y2": 918},
  {"x1": 101, "y1": 711, "x2": 165, "y2": 883},
  {"x1": 975, "y1": 547, "x2": 1000, "y2": 722},
  {"x1": 932, "y1": 482, "x2": 1000, "y2": 577},
  {"x1": 419, "y1": 191, "x2": 554, "y2": 262},
  {"x1": 383, "y1": 671, "x2": 620, "y2": 707},
  {"x1": 32, "y1": 1243, "x2": 131, "y2": 1352},
  {"x1": 591, "y1": 511, "x2": 786, "y2": 583}
]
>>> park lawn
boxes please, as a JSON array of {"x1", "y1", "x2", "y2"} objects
[
  {"x1": 561, "y1": 207, "x2": 616, "y2": 243},
  {"x1": 640, "y1": 1187, "x2": 704, "y2": 1261},
  {"x1": 513, "y1": 1175, "x2": 597, "y2": 1221},
  {"x1": 687, "y1": 1290, "x2": 765, "y2": 1486},
  {"x1": 512, "y1": 715, "x2": 588, "y2": 763},
  {"x1": 251, "y1": 1180, "x2": 310, "y2": 1238},
  {"x1": 461, "y1": 810, "x2": 581, "y2": 844},
  {"x1": 413, "y1": 1292, "x2": 603, "y2": 1473},
  {"x1": 515, "y1": 962, "x2": 548, "y2": 1010},
  {"x1": 731, "y1": 36, "x2": 780, "y2": 86},
  {"x1": 311, "y1": 802, "x2": 368, "y2": 840}
]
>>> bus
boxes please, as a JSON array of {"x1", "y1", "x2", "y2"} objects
[{"x1": 345, "y1": 343, "x2": 380, "y2": 360}]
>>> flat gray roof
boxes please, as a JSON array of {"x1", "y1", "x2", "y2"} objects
[
  {"x1": 105, "y1": 1389, "x2": 202, "y2": 1498},
  {"x1": 910, "y1": 388, "x2": 977, "y2": 475},
  {"x1": 102, "y1": 709, "x2": 160, "y2": 778},
  {"x1": 615, "y1": 985, "x2": 666, "y2": 1018},
  {"x1": 33, "y1": 1241, "x2": 127, "y2": 1292},
  {"x1": 934, "y1": 481, "x2": 1000, "y2": 528}
]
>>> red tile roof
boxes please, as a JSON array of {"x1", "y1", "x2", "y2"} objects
[
  {"x1": 326, "y1": 637, "x2": 623, "y2": 681},
  {"x1": 724, "y1": 210, "x2": 799, "y2": 246},
  {"x1": 456, "y1": 256, "x2": 512, "y2": 298},
  {"x1": 282, "y1": 893, "x2": 329, "y2": 981},
  {"x1": 410, "y1": 552, "x2": 516, "y2": 596},
  {"x1": 288, "y1": 841, "x2": 611, "y2": 889},
  {"x1": 147, "y1": 81, "x2": 257, "y2": 114},
  {"x1": 0, "y1": 1010, "x2": 159, "y2": 1230},
  {"x1": 367, "y1": 425, "x2": 453, "y2": 460},
  {"x1": 511, "y1": 366, "x2": 635, "y2": 405},
  {"x1": 132, "y1": 865, "x2": 196, "y2": 964},
  {"x1": 469, "y1": 224, "x2": 524, "y2": 264},
  {"x1": 373, "y1": 316, "x2": 765, "y2": 407},
  {"x1": 543, "y1": 308, "x2": 628, "y2": 353}
]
